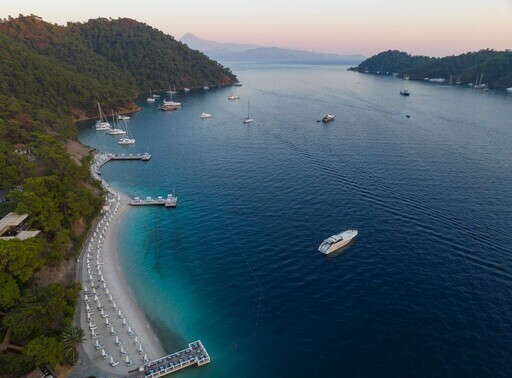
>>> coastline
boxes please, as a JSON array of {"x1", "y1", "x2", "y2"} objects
[{"x1": 74, "y1": 153, "x2": 165, "y2": 376}]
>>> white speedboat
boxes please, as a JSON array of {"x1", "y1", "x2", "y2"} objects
[
  {"x1": 318, "y1": 229, "x2": 358, "y2": 254},
  {"x1": 184, "y1": 87, "x2": 191, "y2": 92},
  {"x1": 507, "y1": 87, "x2": 512, "y2": 92},
  {"x1": 200, "y1": 112, "x2": 212, "y2": 119},
  {"x1": 117, "y1": 115, "x2": 130, "y2": 120},
  {"x1": 321, "y1": 114, "x2": 335, "y2": 123},
  {"x1": 228, "y1": 95, "x2": 240, "y2": 100}
]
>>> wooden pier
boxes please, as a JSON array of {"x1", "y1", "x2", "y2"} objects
[
  {"x1": 129, "y1": 194, "x2": 177, "y2": 208},
  {"x1": 138, "y1": 340, "x2": 210, "y2": 377}
]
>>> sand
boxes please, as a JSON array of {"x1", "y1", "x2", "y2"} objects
[{"x1": 77, "y1": 154, "x2": 165, "y2": 376}]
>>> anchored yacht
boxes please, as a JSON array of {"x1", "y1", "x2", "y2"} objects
[{"x1": 318, "y1": 229, "x2": 358, "y2": 254}]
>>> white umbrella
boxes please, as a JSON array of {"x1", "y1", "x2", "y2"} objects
[
  {"x1": 134, "y1": 335, "x2": 138, "y2": 344},
  {"x1": 143, "y1": 353, "x2": 148, "y2": 362},
  {"x1": 118, "y1": 310, "x2": 123, "y2": 318},
  {"x1": 138, "y1": 344, "x2": 143, "y2": 353},
  {"x1": 101, "y1": 349, "x2": 106, "y2": 358},
  {"x1": 115, "y1": 336, "x2": 120, "y2": 345},
  {"x1": 84, "y1": 285, "x2": 88, "y2": 292},
  {"x1": 95, "y1": 340, "x2": 99, "y2": 348},
  {"x1": 125, "y1": 355, "x2": 130, "y2": 363},
  {"x1": 122, "y1": 318, "x2": 126, "y2": 327},
  {"x1": 120, "y1": 345, "x2": 125, "y2": 354},
  {"x1": 127, "y1": 326, "x2": 132, "y2": 334},
  {"x1": 110, "y1": 356, "x2": 114, "y2": 364}
]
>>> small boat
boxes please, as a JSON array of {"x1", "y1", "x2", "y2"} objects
[
  {"x1": 228, "y1": 95, "x2": 240, "y2": 100},
  {"x1": 146, "y1": 89, "x2": 155, "y2": 102},
  {"x1": 200, "y1": 112, "x2": 212, "y2": 119},
  {"x1": 243, "y1": 100, "x2": 254, "y2": 123},
  {"x1": 95, "y1": 102, "x2": 111, "y2": 130},
  {"x1": 234, "y1": 82, "x2": 242, "y2": 87},
  {"x1": 321, "y1": 114, "x2": 335, "y2": 123},
  {"x1": 203, "y1": 81, "x2": 209, "y2": 90},
  {"x1": 167, "y1": 83, "x2": 178, "y2": 94},
  {"x1": 184, "y1": 87, "x2": 191, "y2": 92},
  {"x1": 118, "y1": 138, "x2": 135, "y2": 145},
  {"x1": 318, "y1": 229, "x2": 358, "y2": 254},
  {"x1": 117, "y1": 115, "x2": 130, "y2": 120},
  {"x1": 400, "y1": 74, "x2": 410, "y2": 96},
  {"x1": 506, "y1": 87, "x2": 512, "y2": 92},
  {"x1": 107, "y1": 128, "x2": 126, "y2": 135}
]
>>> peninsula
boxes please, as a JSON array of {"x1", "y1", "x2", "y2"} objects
[
  {"x1": 0, "y1": 14, "x2": 234, "y2": 377},
  {"x1": 349, "y1": 49, "x2": 512, "y2": 89}
]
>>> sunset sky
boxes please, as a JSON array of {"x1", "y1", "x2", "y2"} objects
[{"x1": 1, "y1": 0, "x2": 511, "y2": 57}]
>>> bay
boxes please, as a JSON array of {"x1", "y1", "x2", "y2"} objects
[{"x1": 78, "y1": 63, "x2": 512, "y2": 377}]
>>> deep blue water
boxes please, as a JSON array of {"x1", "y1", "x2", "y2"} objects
[{"x1": 78, "y1": 64, "x2": 512, "y2": 377}]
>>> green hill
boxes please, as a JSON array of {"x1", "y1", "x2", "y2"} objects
[
  {"x1": 351, "y1": 49, "x2": 512, "y2": 89},
  {"x1": 0, "y1": 14, "x2": 237, "y2": 376}
]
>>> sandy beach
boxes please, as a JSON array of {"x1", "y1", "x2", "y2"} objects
[{"x1": 75, "y1": 153, "x2": 165, "y2": 376}]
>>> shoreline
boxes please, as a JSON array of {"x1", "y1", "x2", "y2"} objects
[{"x1": 74, "y1": 153, "x2": 165, "y2": 376}]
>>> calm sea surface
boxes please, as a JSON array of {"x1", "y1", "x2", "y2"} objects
[{"x1": 78, "y1": 63, "x2": 512, "y2": 377}]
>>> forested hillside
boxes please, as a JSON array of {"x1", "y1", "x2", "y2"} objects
[
  {"x1": 351, "y1": 49, "x2": 512, "y2": 88},
  {"x1": 0, "y1": 14, "x2": 236, "y2": 376}
]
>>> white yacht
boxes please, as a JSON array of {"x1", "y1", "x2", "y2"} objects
[
  {"x1": 321, "y1": 114, "x2": 335, "y2": 123},
  {"x1": 147, "y1": 89, "x2": 156, "y2": 102},
  {"x1": 118, "y1": 138, "x2": 135, "y2": 145},
  {"x1": 184, "y1": 87, "x2": 191, "y2": 92},
  {"x1": 228, "y1": 95, "x2": 240, "y2": 100},
  {"x1": 243, "y1": 100, "x2": 254, "y2": 123},
  {"x1": 117, "y1": 115, "x2": 130, "y2": 120},
  {"x1": 200, "y1": 112, "x2": 212, "y2": 119},
  {"x1": 318, "y1": 229, "x2": 358, "y2": 254}
]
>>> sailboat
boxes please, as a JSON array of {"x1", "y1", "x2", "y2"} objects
[
  {"x1": 163, "y1": 88, "x2": 182, "y2": 107},
  {"x1": 400, "y1": 74, "x2": 410, "y2": 96},
  {"x1": 108, "y1": 111, "x2": 126, "y2": 135},
  {"x1": 95, "y1": 102, "x2": 111, "y2": 130},
  {"x1": 243, "y1": 100, "x2": 254, "y2": 123},
  {"x1": 203, "y1": 81, "x2": 209, "y2": 90},
  {"x1": 146, "y1": 89, "x2": 156, "y2": 102},
  {"x1": 118, "y1": 119, "x2": 135, "y2": 145},
  {"x1": 167, "y1": 83, "x2": 178, "y2": 94}
]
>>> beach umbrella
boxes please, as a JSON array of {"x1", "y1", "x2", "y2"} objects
[
  {"x1": 95, "y1": 340, "x2": 99, "y2": 348},
  {"x1": 101, "y1": 308, "x2": 104, "y2": 316},
  {"x1": 111, "y1": 326, "x2": 115, "y2": 334},
  {"x1": 112, "y1": 301, "x2": 117, "y2": 309},
  {"x1": 101, "y1": 349, "x2": 106, "y2": 358},
  {"x1": 143, "y1": 353, "x2": 148, "y2": 362},
  {"x1": 103, "y1": 283, "x2": 107, "y2": 290},
  {"x1": 134, "y1": 335, "x2": 139, "y2": 345},
  {"x1": 92, "y1": 288, "x2": 96, "y2": 294},
  {"x1": 105, "y1": 317, "x2": 110, "y2": 325},
  {"x1": 118, "y1": 310, "x2": 123, "y2": 318},
  {"x1": 138, "y1": 344, "x2": 143, "y2": 353},
  {"x1": 122, "y1": 318, "x2": 126, "y2": 327},
  {"x1": 115, "y1": 336, "x2": 120, "y2": 345},
  {"x1": 125, "y1": 355, "x2": 130, "y2": 363},
  {"x1": 109, "y1": 294, "x2": 113, "y2": 302},
  {"x1": 89, "y1": 274, "x2": 93, "y2": 282},
  {"x1": 110, "y1": 356, "x2": 114, "y2": 364},
  {"x1": 86, "y1": 304, "x2": 90, "y2": 311},
  {"x1": 120, "y1": 345, "x2": 125, "y2": 354},
  {"x1": 127, "y1": 326, "x2": 132, "y2": 334},
  {"x1": 84, "y1": 295, "x2": 89, "y2": 302},
  {"x1": 94, "y1": 294, "x2": 99, "y2": 302},
  {"x1": 84, "y1": 285, "x2": 88, "y2": 292},
  {"x1": 91, "y1": 329, "x2": 96, "y2": 337}
]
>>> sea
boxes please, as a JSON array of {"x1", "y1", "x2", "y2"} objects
[{"x1": 78, "y1": 63, "x2": 512, "y2": 377}]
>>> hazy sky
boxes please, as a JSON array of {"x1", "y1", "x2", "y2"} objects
[{"x1": 1, "y1": 0, "x2": 511, "y2": 56}]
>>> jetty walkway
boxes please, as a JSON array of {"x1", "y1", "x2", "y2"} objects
[
  {"x1": 136, "y1": 341, "x2": 210, "y2": 378},
  {"x1": 93, "y1": 152, "x2": 151, "y2": 175}
]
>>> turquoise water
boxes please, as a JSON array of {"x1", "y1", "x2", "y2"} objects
[{"x1": 79, "y1": 64, "x2": 512, "y2": 377}]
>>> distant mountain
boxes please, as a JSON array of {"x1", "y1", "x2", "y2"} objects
[
  {"x1": 181, "y1": 33, "x2": 365, "y2": 64},
  {"x1": 351, "y1": 49, "x2": 512, "y2": 89}
]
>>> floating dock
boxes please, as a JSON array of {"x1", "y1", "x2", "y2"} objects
[
  {"x1": 95, "y1": 153, "x2": 151, "y2": 173},
  {"x1": 140, "y1": 340, "x2": 210, "y2": 377},
  {"x1": 111, "y1": 153, "x2": 151, "y2": 161},
  {"x1": 129, "y1": 194, "x2": 177, "y2": 208}
]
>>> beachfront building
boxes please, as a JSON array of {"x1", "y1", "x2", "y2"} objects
[{"x1": 0, "y1": 212, "x2": 40, "y2": 240}]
